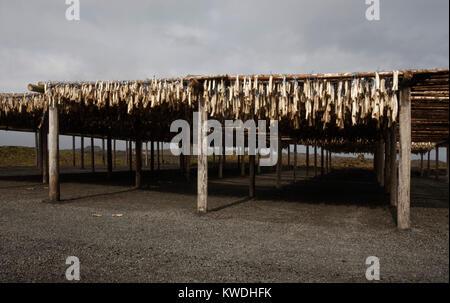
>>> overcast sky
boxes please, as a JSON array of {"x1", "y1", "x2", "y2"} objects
[{"x1": 0, "y1": 0, "x2": 448, "y2": 151}]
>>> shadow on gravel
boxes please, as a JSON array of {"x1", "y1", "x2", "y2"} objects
[{"x1": 1, "y1": 166, "x2": 447, "y2": 209}]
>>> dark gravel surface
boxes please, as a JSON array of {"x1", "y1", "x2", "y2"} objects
[{"x1": 0, "y1": 165, "x2": 448, "y2": 282}]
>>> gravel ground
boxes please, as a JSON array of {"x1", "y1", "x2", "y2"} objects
[{"x1": 0, "y1": 165, "x2": 448, "y2": 283}]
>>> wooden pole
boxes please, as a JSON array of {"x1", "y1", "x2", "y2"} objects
[
  {"x1": 107, "y1": 136, "x2": 112, "y2": 179},
  {"x1": 435, "y1": 146, "x2": 439, "y2": 180},
  {"x1": 329, "y1": 151, "x2": 332, "y2": 171},
  {"x1": 374, "y1": 148, "x2": 378, "y2": 179},
  {"x1": 379, "y1": 140, "x2": 385, "y2": 187},
  {"x1": 126, "y1": 140, "x2": 129, "y2": 167},
  {"x1": 145, "y1": 142, "x2": 149, "y2": 168},
  {"x1": 39, "y1": 123, "x2": 48, "y2": 184},
  {"x1": 287, "y1": 144, "x2": 291, "y2": 170},
  {"x1": 157, "y1": 141, "x2": 160, "y2": 170},
  {"x1": 420, "y1": 153, "x2": 424, "y2": 176},
  {"x1": 398, "y1": 88, "x2": 411, "y2": 230},
  {"x1": 447, "y1": 146, "x2": 449, "y2": 184},
  {"x1": 219, "y1": 143, "x2": 224, "y2": 179},
  {"x1": 37, "y1": 130, "x2": 42, "y2": 170},
  {"x1": 325, "y1": 149, "x2": 329, "y2": 174},
  {"x1": 241, "y1": 150, "x2": 246, "y2": 177},
  {"x1": 219, "y1": 133, "x2": 224, "y2": 178},
  {"x1": 237, "y1": 148, "x2": 241, "y2": 170},
  {"x1": 161, "y1": 141, "x2": 164, "y2": 165},
  {"x1": 102, "y1": 138, "x2": 105, "y2": 166},
  {"x1": 390, "y1": 124, "x2": 398, "y2": 206},
  {"x1": 293, "y1": 143, "x2": 297, "y2": 182},
  {"x1": 249, "y1": 154, "x2": 255, "y2": 198},
  {"x1": 197, "y1": 97, "x2": 208, "y2": 213},
  {"x1": 385, "y1": 132, "x2": 391, "y2": 193},
  {"x1": 135, "y1": 140, "x2": 142, "y2": 188},
  {"x1": 185, "y1": 153, "x2": 191, "y2": 182},
  {"x1": 427, "y1": 150, "x2": 431, "y2": 176},
  {"x1": 72, "y1": 136, "x2": 76, "y2": 167},
  {"x1": 113, "y1": 139, "x2": 116, "y2": 168},
  {"x1": 314, "y1": 145, "x2": 317, "y2": 177},
  {"x1": 320, "y1": 147, "x2": 324, "y2": 177},
  {"x1": 180, "y1": 154, "x2": 185, "y2": 173},
  {"x1": 129, "y1": 140, "x2": 133, "y2": 172},
  {"x1": 306, "y1": 145, "x2": 310, "y2": 178},
  {"x1": 48, "y1": 103, "x2": 60, "y2": 201},
  {"x1": 90, "y1": 137, "x2": 95, "y2": 173},
  {"x1": 257, "y1": 153, "x2": 261, "y2": 174},
  {"x1": 80, "y1": 136, "x2": 85, "y2": 169},
  {"x1": 276, "y1": 137, "x2": 282, "y2": 189},
  {"x1": 35, "y1": 131, "x2": 39, "y2": 167},
  {"x1": 150, "y1": 141, "x2": 154, "y2": 171}
]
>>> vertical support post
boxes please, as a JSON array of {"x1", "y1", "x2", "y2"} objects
[
  {"x1": 377, "y1": 140, "x2": 385, "y2": 187},
  {"x1": 197, "y1": 97, "x2": 208, "y2": 213},
  {"x1": 35, "y1": 131, "x2": 39, "y2": 167},
  {"x1": 398, "y1": 88, "x2": 411, "y2": 230},
  {"x1": 161, "y1": 141, "x2": 164, "y2": 164},
  {"x1": 325, "y1": 149, "x2": 329, "y2": 174},
  {"x1": 293, "y1": 143, "x2": 297, "y2": 182},
  {"x1": 447, "y1": 146, "x2": 449, "y2": 184},
  {"x1": 237, "y1": 148, "x2": 241, "y2": 170},
  {"x1": 276, "y1": 136, "x2": 282, "y2": 189},
  {"x1": 145, "y1": 142, "x2": 149, "y2": 168},
  {"x1": 257, "y1": 153, "x2": 261, "y2": 174},
  {"x1": 102, "y1": 138, "x2": 105, "y2": 166},
  {"x1": 107, "y1": 136, "x2": 112, "y2": 179},
  {"x1": 320, "y1": 147, "x2": 324, "y2": 177},
  {"x1": 91, "y1": 137, "x2": 95, "y2": 173},
  {"x1": 420, "y1": 153, "x2": 424, "y2": 176},
  {"x1": 185, "y1": 153, "x2": 191, "y2": 182},
  {"x1": 48, "y1": 103, "x2": 60, "y2": 201},
  {"x1": 113, "y1": 139, "x2": 116, "y2": 168},
  {"x1": 219, "y1": 138, "x2": 224, "y2": 178},
  {"x1": 249, "y1": 154, "x2": 255, "y2": 198},
  {"x1": 135, "y1": 140, "x2": 142, "y2": 188},
  {"x1": 150, "y1": 141, "x2": 154, "y2": 171},
  {"x1": 128, "y1": 140, "x2": 133, "y2": 172},
  {"x1": 39, "y1": 123, "x2": 48, "y2": 184},
  {"x1": 329, "y1": 151, "x2": 332, "y2": 171},
  {"x1": 72, "y1": 136, "x2": 76, "y2": 167},
  {"x1": 157, "y1": 141, "x2": 160, "y2": 171},
  {"x1": 374, "y1": 148, "x2": 378, "y2": 178},
  {"x1": 435, "y1": 146, "x2": 439, "y2": 180},
  {"x1": 241, "y1": 150, "x2": 246, "y2": 177},
  {"x1": 390, "y1": 124, "x2": 398, "y2": 206},
  {"x1": 287, "y1": 144, "x2": 291, "y2": 170},
  {"x1": 37, "y1": 130, "x2": 42, "y2": 170},
  {"x1": 314, "y1": 145, "x2": 317, "y2": 177},
  {"x1": 427, "y1": 150, "x2": 431, "y2": 176},
  {"x1": 180, "y1": 153, "x2": 185, "y2": 173},
  {"x1": 385, "y1": 132, "x2": 391, "y2": 193},
  {"x1": 126, "y1": 140, "x2": 129, "y2": 167},
  {"x1": 80, "y1": 136, "x2": 85, "y2": 169},
  {"x1": 306, "y1": 145, "x2": 310, "y2": 177}
]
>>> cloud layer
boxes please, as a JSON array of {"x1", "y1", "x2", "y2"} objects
[{"x1": 0, "y1": 0, "x2": 448, "y2": 147}]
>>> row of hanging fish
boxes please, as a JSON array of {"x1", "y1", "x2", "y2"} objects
[
  {"x1": 41, "y1": 72, "x2": 399, "y2": 129},
  {"x1": 0, "y1": 93, "x2": 46, "y2": 117}
]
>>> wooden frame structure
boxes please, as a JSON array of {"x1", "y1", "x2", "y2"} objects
[{"x1": 1, "y1": 69, "x2": 448, "y2": 230}]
